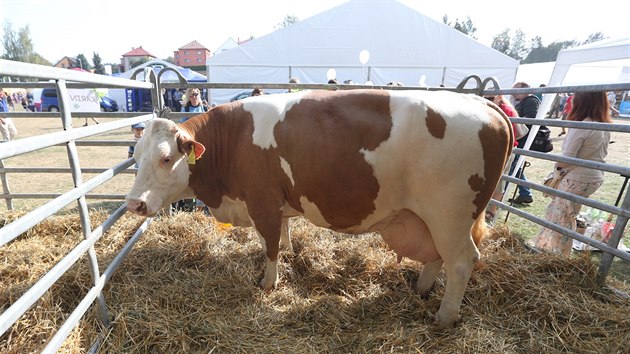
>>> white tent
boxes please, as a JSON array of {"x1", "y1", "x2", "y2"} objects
[
  {"x1": 533, "y1": 35, "x2": 630, "y2": 120},
  {"x1": 206, "y1": 0, "x2": 518, "y2": 103},
  {"x1": 116, "y1": 59, "x2": 207, "y2": 82},
  {"x1": 547, "y1": 36, "x2": 630, "y2": 88},
  {"x1": 515, "y1": 62, "x2": 556, "y2": 88},
  {"x1": 516, "y1": 35, "x2": 630, "y2": 171}
]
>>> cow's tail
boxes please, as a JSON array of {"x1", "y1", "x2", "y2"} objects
[{"x1": 471, "y1": 210, "x2": 487, "y2": 247}]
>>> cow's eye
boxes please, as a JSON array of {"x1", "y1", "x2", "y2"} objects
[{"x1": 162, "y1": 156, "x2": 172, "y2": 164}]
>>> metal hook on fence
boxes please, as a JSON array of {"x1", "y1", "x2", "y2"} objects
[
  {"x1": 455, "y1": 75, "x2": 482, "y2": 94},
  {"x1": 480, "y1": 77, "x2": 501, "y2": 94},
  {"x1": 130, "y1": 67, "x2": 162, "y2": 114},
  {"x1": 157, "y1": 67, "x2": 188, "y2": 86}
]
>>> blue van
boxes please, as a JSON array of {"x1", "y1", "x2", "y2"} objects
[
  {"x1": 40, "y1": 88, "x2": 59, "y2": 112},
  {"x1": 40, "y1": 88, "x2": 118, "y2": 112}
]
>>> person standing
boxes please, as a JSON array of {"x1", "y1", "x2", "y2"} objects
[
  {"x1": 176, "y1": 88, "x2": 209, "y2": 212},
  {"x1": 533, "y1": 92, "x2": 612, "y2": 255},
  {"x1": 173, "y1": 89, "x2": 183, "y2": 112},
  {"x1": 485, "y1": 94, "x2": 519, "y2": 224},
  {"x1": 127, "y1": 122, "x2": 146, "y2": 159},
  {"x1": 0, "y1": 89, "x2": 18, "y2": 141},
  {"x1": 559, "y1": 93, "x2": 574, "y2": 136},
  {"x1": 507, "y1": 81, "x2": 540, "y2": 204},
  {"x1": 180, "y1": 88, "x2": 206, "y2": 113},
  {"x1": 179, "y1": 88, "x2": 208, "y2": 123}
]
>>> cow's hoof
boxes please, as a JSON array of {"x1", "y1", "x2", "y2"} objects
[
  {"x1": 415, "y1": 283, "x2": 435, "y2": 299},
  {"x1": 434, "y1": 311, "x2": 460, "y2": 329},
  {"x1": 259, "y1": 277, "x2": 277, "y2": 292}
]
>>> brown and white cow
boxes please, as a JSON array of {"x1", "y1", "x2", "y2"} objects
[{"x1": 126, "y1": 89, "x2": 513, "y2": 327}]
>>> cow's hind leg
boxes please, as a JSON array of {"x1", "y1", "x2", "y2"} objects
[
  {"x1": 428, "y1": 218, "x2": 481, "y2": 328},
  {"x1": 279, "y1": 218, "x2": 293, "y2": 252},
  {"x1": 415, "y1": 259, "x2": 443, "y2": 298}
]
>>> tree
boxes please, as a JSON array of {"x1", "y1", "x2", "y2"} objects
[
  {"x1": 164, "y1": 56, "x2": 175, "y2": 64},
  {"x1": 507, "y1": 29, "x2": 528, "y2": 61},
  {"x1": 582, "y1": 32, "x2": 605, "y2": 45},
  {"x1": 75, "y1": 53, "x2": 91, "y2": 70},
  {"x1": 491, "y1": 28, "x2": 529, "y2": 61},
  {"x1": 522, "y1": 40, "x2": 575, "y2": 64},
  {"x1": 92, "y1": 52, "x2": 106, "y2": 74},
  {"x1": 105, "y1": 63, "x2": 121, "y2": 74},
  {"x1": 442, "y1": 15, "x2": 477, "y2": 39},
  {"x1": 275, "y1": 15, "x2": 299, "y2": 29},
  {"x1": 2, "y1": 21, "x2": 50, "y2": 81},
  {"x1": 491, "y1": 28, "x2": 607, "y2": 64},
  {"x1": 491, "y1": 29, "x2": 511, "y2": 55},
  {"x1": 1, "y1": 21, "x2": 50, "y2": 64},
  {"x1": 129, "y1": 57, "x2": 151, "y2": 69}
]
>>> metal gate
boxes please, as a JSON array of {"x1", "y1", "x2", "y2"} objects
[{"x1": 1, "y1": 60, "x2": 629, "y2": 352}]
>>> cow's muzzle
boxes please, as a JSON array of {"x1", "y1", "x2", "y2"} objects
[{"x1": 127, "y1": 199, "x2": 148, "y2": 216}]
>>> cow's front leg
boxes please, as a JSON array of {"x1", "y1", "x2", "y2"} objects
[{"x1": 251, "y1": 209, "x2": 283, "y2": 291}]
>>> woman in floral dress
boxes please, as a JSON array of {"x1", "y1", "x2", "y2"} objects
[{"x1": 534, "y1": 91, "x2": 613, "y2": 255}]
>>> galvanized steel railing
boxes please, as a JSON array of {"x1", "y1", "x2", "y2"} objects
[
  {"x1": 0, "y1": 59, "x2": 155, "y2": 353},
  {"x1": 1, "y1": 61, "x2": 630, "y2": 352}
]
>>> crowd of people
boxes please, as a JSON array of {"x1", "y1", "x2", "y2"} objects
[
  {"x1": 0, "y1": 89, "x2": 18, "y2": 141},
  {"x1": 480, "y1": 81, "x2": 617, "y2": 257}
]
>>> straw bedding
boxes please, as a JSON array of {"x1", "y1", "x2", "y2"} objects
[{"x1": 1, "y1": 211, "x2": 629, "y2": 353}]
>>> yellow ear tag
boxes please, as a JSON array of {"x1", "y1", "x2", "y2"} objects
[{"x1": 187, "y1": 145, "x2": 196, "y2": 165}]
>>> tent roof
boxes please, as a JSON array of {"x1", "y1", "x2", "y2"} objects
[
  {"x1": 548, "y1": 34, "x2": 630, "y2": 87},
  {"x1": 118, "y1": 59, "x2": 207, "y2": 82},
  {"x1": 207, "y1": 0, "x2": 517, "y2": 86}
]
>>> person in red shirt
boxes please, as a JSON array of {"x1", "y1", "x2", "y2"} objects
[
  {"x1": 485, "y1": 94, "x2": 519, "y2": 224},
  {"x1": 559, "y1": 93, "x2": 573, "y2": 136}
]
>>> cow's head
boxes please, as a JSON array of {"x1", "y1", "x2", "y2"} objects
[{"x1": 126, "y1": 118, "x2": 205, "y2": 216}]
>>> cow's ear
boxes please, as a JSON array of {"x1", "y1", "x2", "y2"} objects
[{"x1": 182, "y1": 140, "x2": 206, "y2": 160}]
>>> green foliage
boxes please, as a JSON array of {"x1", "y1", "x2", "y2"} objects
[
  {"x1": 275, "y1": 14, "x2": 299, "y2": 29},
  {"x1": 522, "y1": 40, "x2": 576, "y2": 64},
  {"x1": 442, "y1": 15, "x2": 477, "y2": 39},
  {"x1": 105, "y1": 63, "x2": 121, "y2": 74},
  {"x1": 491, "y1": 27, "x2": 606, "y2": 63},
  {"x1": 491, "y1": 29, "x2": 511, "y2": 54},
  {"x1": 582, "y1": 32, "x2": 605, "y2": 45},
  {"x1": 129, "y1": 57, "x2": 151, "y2": 69},
  {"x1": 75, "y1": 53, "x2": 91, "y2": 70},
  {"x1": 92, "y1": 52, "x2": 106, "y2": 74},
  {"x1": 1, "y1": 21, "x2": 50, "y2": 65}
]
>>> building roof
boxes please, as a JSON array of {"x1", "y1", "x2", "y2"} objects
[
  {"x1": 122, "y1": 46, "x2": 157, "y2": 58},
  {"x1": 178, "y1": 40, "x2": 209, "y2": 51},
  {"x1": 53, "y1": 56, "x2": 77, "y2": 67}
]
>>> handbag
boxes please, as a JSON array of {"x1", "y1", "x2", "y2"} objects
[
  {"x1": 513, "y1": 123, "x2": 529, "y2": 140},
  {"x1": 542, "y1": 168, "x2": 570, "y2": 197},
  {"x1": 530, "y1": 126, "x2": 553, "y2": 152}
]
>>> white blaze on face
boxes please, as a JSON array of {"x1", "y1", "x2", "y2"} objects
[
  {"x1": 126, "y1": 118, "x2": 192, "y2": 216},
  {"x1": 242, "y1": 92, "x2": 306, "y2": 149}
]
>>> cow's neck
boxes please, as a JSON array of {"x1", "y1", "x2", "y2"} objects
[{"x1": 178, "y1": 111, "x2": 235, "y2": 209}]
